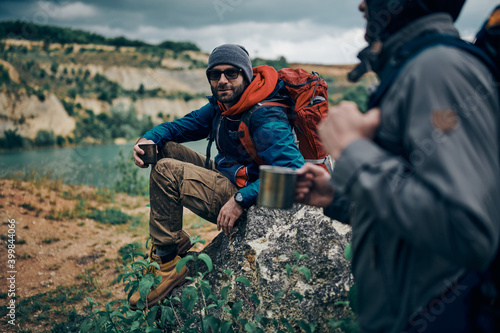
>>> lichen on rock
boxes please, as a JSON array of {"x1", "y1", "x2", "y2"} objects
[{"x1": 172, "y1": 204, "x2": 353, "y2": 331}]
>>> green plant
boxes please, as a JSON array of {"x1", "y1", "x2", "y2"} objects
[
  {"x1": 42, "y1": 237, "x2": 60, "y2": 244},
  {"x1": 336, "y1": 85, "x2": 369, "y2": 113},
  {"x1": 118, "y1": 242, "x2": 145, "y2": 264},
  {"x1": 328, "y1": 242, "x2": 359, "y2": 333},
  {"x1": 81, "y1": 239, "x2": 163, "y2": 332},
  {"x1": 252, "y1": 56, "x2": 289, "y2": 71},
  {"x1": 19, "y1": 203, "x2": 36, "y2": 211},
  {"x1": 35, "y1": 130, "x2": 56, "y2": 147},
  {"x1": 0, "y1": 64, "x2": 10, "y2": 84},
  {"x1": 61, "y1": 99, "x2": 75, "y2": 116},
  {"x1": 80, "y1": 236, "x2": 330, "y2": 333},
  {"x1": 35, "y1": 88, "x2": 46, "y2": 101},
  {"x1": 13, "y1": 284, "x2": 93, "y2": 330},
  {"x1": 56, "y1": 135, "x2": 66, "y2": 146},
  {"x1": 51, "y1": 61, "x2": 59, "y2": 74},
  {"x1": 113, "y1": 151, "x2": 149, "y2": 197},
  {"x1": 86, "y1": 207, "x2": 137, "y2": 225},
  {"x1": 0, "y1": 129, "x2": 25, "y2": 149}
]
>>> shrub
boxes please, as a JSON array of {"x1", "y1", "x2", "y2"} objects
[
  {"x1": 137, "y1": 84, "x2": 145, "y2": 95},
  {"x1": 0, "y1": 64, "x2": 10, "y2": 85},
  {"x1": 252, "y1": 56, "x2": 289, "y2": 70},
  {"x1": 61, "y1": 99, "x2": 75, "y2": 116},
  {"x1": 113, "y1": 151, "x2": 149, "y2": 197},
  {"x1": 67, "y1": 87, "x2": 78, "y2": 99},
  {"x1": 158, "y1": 40, "x2": 200, "y2": 52},
  {"x1": 35, "y1": 130, "x2": 55, "y2": 147},
  {"x1": 56, "y1": 135, "x2": 66, "y2": 146},
  {"x1": 50, "y1": 61, "x2": 58, "y2": 74},
  {"x1": 86, "y1": 207, "x2": 134, "y2": 225},
  {"x1": 0, "y1": 129, "x2": 29, "y2": 149},
  {"x1": 97, "y1": 89, "x2": 111, "y2": 103},
  {"x1": 35, "y1": 89, "x2": 45, "y2": 102},
  {"x1": 94, "y1": 73, "x2": 105, "y2": 84},
  {"x1": 25, "y1": 60, "x2": 36, "y2": 70},
  {"x1": 338, "y1": 85, "x2": 369, "y2": 113},
  {"x1": 118, "y1": 242, "x2": 144, "y2": 264},
  {"x1": 80, "y1": 237, "x2": 338, "y2": 333}
]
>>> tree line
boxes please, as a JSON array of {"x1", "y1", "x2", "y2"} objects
[{"x1": 0, "y1": 21, "x2": 200, "y2": 53}]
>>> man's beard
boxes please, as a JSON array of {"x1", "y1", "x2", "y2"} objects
[{"x1": 211, "y1": 82, "x2": 247, "y2": 106}]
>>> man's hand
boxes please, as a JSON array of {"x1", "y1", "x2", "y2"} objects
[
  {"x1": 318, "y1": 101, "x2": 381, "y2": 160},
  {"x1": 133, "y1": 138, "x2": 156, "y2": 168},
  {"x1": 217, "y1": 196, "x2": 243, "y2": 235},
  {"x1": 295, "y1": 163, "x2": 334, "y2": 208}
]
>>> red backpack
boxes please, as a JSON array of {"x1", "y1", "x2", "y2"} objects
[{"x1": 238, "y1": 68, "x2": 332, "y2": 171}]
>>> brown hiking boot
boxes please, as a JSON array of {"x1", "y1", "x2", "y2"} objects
[
  {"x1": 178, "y1": 230, "x2": 193, "y2": 257},
  {"x1": 129, "y1": 253, "x2": 188, "y2": 310},
  {"x1": 143, "y1": 230, "x2": 192, "y2": 261}
]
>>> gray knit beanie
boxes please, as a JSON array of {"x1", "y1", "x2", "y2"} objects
[{"x1": 206, "y1": 44, "x2": 253, "y2": 83}]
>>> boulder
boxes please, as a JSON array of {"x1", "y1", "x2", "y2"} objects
[{"x1": 171, "y1": 204, "x2": 353, "y2": 331}]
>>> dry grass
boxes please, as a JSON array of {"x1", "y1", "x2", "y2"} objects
[{"x1": 0, "y1": 177, "x2": 219, "y2": 332}]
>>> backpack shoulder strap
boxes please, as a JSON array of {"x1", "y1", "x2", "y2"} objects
[
  {"x1": 204, "y1": 111, "x2": 220, "y2": 169},
  {"x1": 369, "y1": 33, "x2": 500, "y2": 109}
]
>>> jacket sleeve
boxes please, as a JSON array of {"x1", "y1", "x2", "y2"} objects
[
  {"x1": 332, "y1": 48, "x2": 500, "y2": 270},
  {"x1": 141, "y1": 102, "x2": 215, "y2": 149},
  {"x1": 324, "y1": 191, "x2": 352, "y2": 224},
  {"x1": 238, "y1": 106, "x2": 305, "y2": 206}
]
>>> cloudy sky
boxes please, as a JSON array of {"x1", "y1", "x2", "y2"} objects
[{"x1": 0, "y1": 0, "x2": 497, "y2": 64}]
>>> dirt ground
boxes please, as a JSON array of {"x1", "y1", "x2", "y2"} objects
[{"x1": 0, "y1": 177, "x2": 220, "y2": 331}]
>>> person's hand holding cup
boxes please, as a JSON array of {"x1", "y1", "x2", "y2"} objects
[{"x1": 133, "y1": 139, "x2": 157, "y2": 168}]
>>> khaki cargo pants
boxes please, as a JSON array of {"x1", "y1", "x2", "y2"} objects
[{"x1": 149, "y1": 141, "x2": 237, "y2": 248}]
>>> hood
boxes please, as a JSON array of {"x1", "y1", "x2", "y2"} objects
[
  {"x1": 218, "y1": 65, "x2": 278, "y2": 116},
  {"x1": 365, "y1": 0, "x2": 466, "y2": 42},
  {"x1": 349, "y1": 12, "x2": 459, "y2": 82}
]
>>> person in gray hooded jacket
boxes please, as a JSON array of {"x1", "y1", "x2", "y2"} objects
[{"x1": 295, "y1": 1, "x2": 500, "y2": 332}]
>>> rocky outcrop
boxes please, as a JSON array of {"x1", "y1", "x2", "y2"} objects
[
  {"x1": 75, "y1": 96, "x2": 111, "y2": 115},
  {"x1": 173, "y1": 204, "x2": 353, "y2": 331},
  {"x1": 133, "y1": 97, "x2": 207, "y2": 122},
  {"x1": 42, "y1": 63, "x2": 210, "y2": 94},
  {"x1": 0, "y1": 91, "x2": 207, "y2": 140},
  {"x1": 74, "y1": 96, "x2": 207, "y2": 122},
  {"x1": 103, "y1": 66, "x2": 210, "y2": 94},
  {"x1": 0, "y1": 92, "x2": 75, "y2": 139},
  {"x1": 161, "y1": 57, "x2": 193, "y2": 70},
  {"x1": 0, "y1": 59, "x2": 20, "y2": 84}
]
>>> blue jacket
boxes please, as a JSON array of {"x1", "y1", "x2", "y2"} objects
[{"x1": 142, "y1": 80, "x2": 304, "y2": 208}]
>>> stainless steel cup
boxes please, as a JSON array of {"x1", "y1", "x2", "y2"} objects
[{"x1": 257, "y1": 166, "x2": 297, "y2": 209}]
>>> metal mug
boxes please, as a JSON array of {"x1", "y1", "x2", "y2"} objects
[
  {"x1": 257, "y1": 165, "x2": 297, "y2": 209},
  {"x1": 139, "y1": 143, "x2": 157, "y2": 166}
]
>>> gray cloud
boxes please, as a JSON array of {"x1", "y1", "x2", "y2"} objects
[{"x1": 0, "y1": 0, "x2": 496, "y2": 64}]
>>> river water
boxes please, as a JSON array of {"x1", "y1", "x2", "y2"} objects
[{"x1": 0, "y1": 140, "x2": 211, "y2": 188}]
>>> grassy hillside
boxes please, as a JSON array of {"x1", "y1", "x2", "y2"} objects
[{"x1": 0, "y1": 21, "x2": 372, "y2": 151}]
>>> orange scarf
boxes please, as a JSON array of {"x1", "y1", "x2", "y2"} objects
[{"x1": 218, "y1": 65, "x2": 278, "y2": 116}]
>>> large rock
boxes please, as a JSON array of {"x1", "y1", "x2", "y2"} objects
[{"x1": 172, "y1": 204, "x2": 353, "y2": 331}]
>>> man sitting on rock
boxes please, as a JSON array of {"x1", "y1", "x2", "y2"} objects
[{"x1": 130, "y1": 44, "x2": 304, "y2": 310}]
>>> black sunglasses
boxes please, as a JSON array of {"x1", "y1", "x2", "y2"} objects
[{"x1": 207, "y1": 68, "x2": 242, "y2": 81}]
